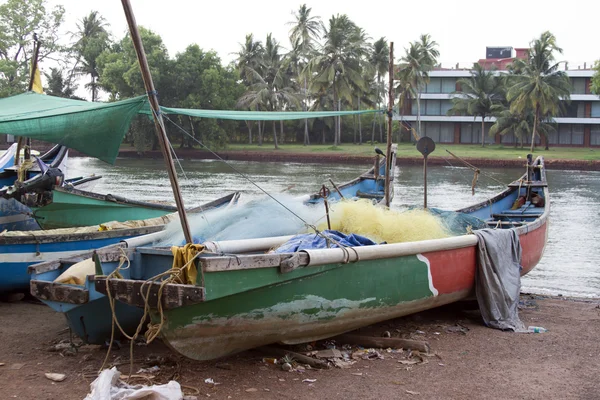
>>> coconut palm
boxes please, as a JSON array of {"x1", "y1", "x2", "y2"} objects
[
  {"x1": 397, "y1": 35, "x2": 439, "y2": 137},
  {"x1": 369, "y1": 37, "x2": 389, "y2": 144},
  {"x1": 234, "y1": 34, "x2": 265, "y2": 144},
  {"x1": 287, "y1": 4, "x2": 322, "y2": 145},
  {"x1": 490, "y1": 107, "x2": 557, "y2": 149},
  {"x1": 71, "y1": 11, "x2": 110, "y2": 101},
  {"x1": 592, "y1": 60, "x2": 600, "y2": 95},
  {"x1": 237, "y1": 34, "x2": 301, "y2": 149},
  {"x1": 506, "y1": 31, "x2": 571, "y2": 152},
  {"x1": 447, "y1": 63, "x2": 505, "y2": 147},
  {"x1": 307, "y1": 14, "x2": 369, "y2": 146}
]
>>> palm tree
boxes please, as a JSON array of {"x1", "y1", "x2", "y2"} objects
[
  {"x1": 506, "y1": 31, "x2": 571, "y2": 152},
  {"x1": 447, "y1": 63, "x2": 505, "y2": 147},
  {"x1": 369, "y1": 37, "x2": 389, "y2": 144},
  {"x1": 237, "y1": 34, "x2": 301, "y2": 149},
  {"x1": 490, "y1": 107, "x2": 557, "y2": 149},
  {"x1": 307, "y1": 14, "x2": 369, "y2": 146},
  {"x1": 592, "y1": 60, "x2": 600, "y2": 95},
  {"x1": 287, "y1": 4, "x2": 322, "y2": 146},
  {"x1": 71, "y1": 11, "x2": 110, "y2": 101},
  {"x1": 397, "y1": 35, "x2": 439, "y2": 137},
  {"x1": 234, "y1": 34, "x2": 265, "y2": 144}
]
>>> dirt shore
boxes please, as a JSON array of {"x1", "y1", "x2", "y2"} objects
[{"x1": 1, "y1": 295, "x2": 598, "y2": 400}]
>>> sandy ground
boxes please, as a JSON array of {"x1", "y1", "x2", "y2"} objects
[{"x1": 0, "y1": 294, "x2": 598, "y2": 400}]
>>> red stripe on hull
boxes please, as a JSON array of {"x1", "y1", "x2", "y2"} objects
[
  {"x1": 519, "y1": 221, "x2": 548, "y2": 275},
  {"x1": 422, "y1": 247, "x2": 477, "y2": 295}
]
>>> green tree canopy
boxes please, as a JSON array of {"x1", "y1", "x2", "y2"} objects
[
  {"x1": 0, "y1": 0, "x2": 65, "y2": 97},
  {"x1": 447, "y1": 63, "x2": 505, "y2": 147},
  {"x1": 506, "y1": 31, "x2": 571, "y2": 151}
]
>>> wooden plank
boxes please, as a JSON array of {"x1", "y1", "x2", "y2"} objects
[
  {"x1": 30, "y1": 280, "x2": 89, "y2": 304},
  {"x1": 335, "y1": 334, "x2": 430, "y2": 353},
  {"x1": 95, "y1": 277, "x2": 204, "y2": 309},
  {"x1": 200, "y1": 253, "x2": 309, "y2": 273}
]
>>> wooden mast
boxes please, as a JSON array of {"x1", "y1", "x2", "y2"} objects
[
  {"x1": 15, "y1": 35, "x2": 41, "y2": 165},
  {"x1": 120, "y1": 0, "x2": 193, "y2": 243},
  {"x1": 384, "y1": 42, "x2": 394, "y2": 207}
]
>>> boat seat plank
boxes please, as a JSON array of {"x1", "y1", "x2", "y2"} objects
[
  {"x1": 199, "y1": 252, "x2": 309, "y2": 273},
  {"x1": 95, "y1": 277, "x2": 205, "y2": 309},
  {"x1": 30, "y1": 280, "x2": 89, "y2": 304}
]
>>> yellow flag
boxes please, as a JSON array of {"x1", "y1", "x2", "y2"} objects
[{"x1": 31, "y1": 64, "x2": 43, "y2": 94}]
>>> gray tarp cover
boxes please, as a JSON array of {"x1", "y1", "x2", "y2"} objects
[{"x1": 474, "y1": 229, "x2": 526, "y2": 331}]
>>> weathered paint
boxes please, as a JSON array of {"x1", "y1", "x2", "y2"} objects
[{"x1": 157, "y1": 253, "x2": 452, "y2": 360}]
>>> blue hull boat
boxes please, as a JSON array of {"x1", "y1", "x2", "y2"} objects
[
  {"x1": 3, "y1": 192, "x2": 239, "y2": 293},
  {"x1": 1, "y1": 144, "x2": 102, "y2": 231},
  {"x1": 29, "y1": 148, "x2": 397, "y2": 344}
]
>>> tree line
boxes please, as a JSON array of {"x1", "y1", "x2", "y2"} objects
[{"x1": 1, "y1": 0, "x2": 599, "y2": 153}]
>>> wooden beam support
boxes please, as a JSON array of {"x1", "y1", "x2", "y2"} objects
[
  {"x1": 95, "y1": 277, "x2": 205, "y2": 309},
  {"x1": 30, "y1": 280, "x2": 89, "y2": 304}
]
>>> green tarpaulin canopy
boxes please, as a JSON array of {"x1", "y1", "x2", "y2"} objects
[
  {"x1": 0, "y1": 92, "x2": 384, "y2": 164},
  {"x1": 156, "y1": 106, "x2": 383, "y2": 121},
  {"x1": 0, "y1": 92, "x2": 147, "y2": 164}
]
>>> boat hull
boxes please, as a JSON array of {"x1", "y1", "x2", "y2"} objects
[
  {"x1": 32, "y1": 188, "x2": 175, "y2": 230},
  {"x1": 1, "y1": 227, "x2": 162, "y2": 293},
  {"x1": 158, "y1": 245, "x2": 478, "y2": 360}
]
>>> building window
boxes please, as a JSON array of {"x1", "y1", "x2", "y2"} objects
[
  {"x1": 426, "y1": 78, "x2": 441, "y2": 93},
  {"x1": 572, "y1": 125, "x2": 584, "y2": 145},
  {"x1": 561, "y1": 101, "x2": 584, "y2": 118},
  {"x1": 441, "y1": 100, "x2": 453, "y2": 115},
  {"x1": 555, "y1": 124, "x2": 584, "y2": 145},
  {"x1": 441, "y1": 78, "x2": 456, "y2": 93},
  {"x1": 591, "y1": 102, "x2": 600, "y2": 118},
  {"x1": 440, "y1": 123, "x2": 454, "y2": 143},
  {"x1": 571, "y1": 78, "x2": 587, "y2": 94},
  {"x1": 591, "y1": 126, "x2": 600, "y2": 145},
  {"x1": 425, "y1": 100, "x2": 441, "y2": 115}
]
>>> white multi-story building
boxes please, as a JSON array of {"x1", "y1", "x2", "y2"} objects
[{"x1": 395, "y1": 48, "x2": 600, "y2": 147}]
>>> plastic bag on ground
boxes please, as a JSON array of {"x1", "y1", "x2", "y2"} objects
[{"x1": 85, "y1": 367, "x2": 183, "y2": 400}]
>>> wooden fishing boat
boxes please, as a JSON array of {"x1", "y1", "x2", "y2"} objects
[
  {"x1": 28, "y1": 150, "x2": 396, "y2": 344},
  {"x1": 1, "y1": 192, "x2": 238, "y2": 293},
  {"x1": 0, "y1": 145, "x2": 102, "y2": 231},
  {"x1": 30, "y1": 187, "x2": 182, "y2": 230},
  {"x1": 82, "y1": 156, "x2": 548, "y2": 360}
]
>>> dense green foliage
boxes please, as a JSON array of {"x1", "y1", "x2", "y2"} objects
[
  {"x1": 0, "y1": 0, "x2": 65, "y2": 97},
  {"x1": 0, "y1": 1, "x2": 590, "y2": 153}
]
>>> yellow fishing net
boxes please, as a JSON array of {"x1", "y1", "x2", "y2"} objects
[{"x1": 319, "y1": 199, "x2": 451, "y2": 244}]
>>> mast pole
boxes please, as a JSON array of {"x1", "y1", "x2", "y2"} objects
[
  {"x1": 384, "y1": 42, "x2": 394, "y2": 207},
  {"x1": 121, "y1": 0, "x2": 193, "y2": 243},
  {"x1": 16, "y1": 35, "x2": 41, "y2": 165}
]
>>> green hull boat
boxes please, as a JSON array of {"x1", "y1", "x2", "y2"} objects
[
  {"x1": 31, "y1": 187, "x2": 177, "y2": 229},
  {"x1": 95, "y1": 156, "x2": 549, "y2": 361}
]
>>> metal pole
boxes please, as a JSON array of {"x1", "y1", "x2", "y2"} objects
[
  {"x1": 121, "y1": 0, "x2": 193, "y2": 243},
  {"x1": 384, "y1": 42, "x2": 394, "y2": 207},
  {"x1": 423, "y1": 156, "x2": 428, "y2": 209}
]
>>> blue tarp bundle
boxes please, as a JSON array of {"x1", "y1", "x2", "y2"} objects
[{"x1": 273, "y1": 230, "x2": 378, "y2": 253}]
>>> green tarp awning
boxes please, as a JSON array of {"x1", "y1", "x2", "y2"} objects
[
  {"x1": 157, "y1": 106, "x2": 383, "y2": 121},
  {"x1": 0, "y1": 92, "x2": 147, "y2": 164},
  {"x1": 0, "y1": 92, "x2": 385, "y2": 164}
]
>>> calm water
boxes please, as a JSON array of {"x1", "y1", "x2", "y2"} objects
[{"x1": 66, "y1": 156, "x2": 600, "y2": 298}]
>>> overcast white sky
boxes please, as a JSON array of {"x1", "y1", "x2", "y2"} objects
[{"x1": 46, "y1": 0, "x2": 596, "y2": 70}]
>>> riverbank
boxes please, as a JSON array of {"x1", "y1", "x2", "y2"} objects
[
  {"x1": 1, "y1": 294, "x2": 598, "y2": 399},
  {"x1": 114, "y1": 147, "x2": 600, "y2": 171},
  {"x1": 3, "y1": 142, "x2": 600, "y2": 170}
]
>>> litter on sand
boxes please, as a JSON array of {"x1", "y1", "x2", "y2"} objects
[{"x1": 84, "y1": 367, "x2": 182, "y2": 400}]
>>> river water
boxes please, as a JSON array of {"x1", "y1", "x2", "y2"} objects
[{"x1": 66, "y1": 156, "x2": 599, "y2": 298}]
